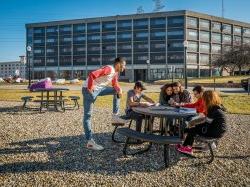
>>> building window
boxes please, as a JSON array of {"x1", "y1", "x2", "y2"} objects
[
  {"x1": 187, "y1": 53, "x2": 198, "y2": 64},
  {"x1": 62, "y1": 47, "x2": 72, "y2": 53},
  {"x1": 34, "y1": 39, "x2": 42, "y2": 44},
  {"x1": 34, "y1": 28, "x2": 43, "y2": 34},
  {"x1": 76, "y1": 47, "x2": 85, "y2": 52},
  {"x1": 88, "y1": 34, "x2": 100, "y2": 41},
  {"x1": 200, "y1": 42, "x2": 210, "y2": 53},
  {"x1": 135, "y1": 32, "x2": 148, "y2": 38},
  {"x1": 74, "y1": 24, "x2": 85, "y2": 32},
  {"x1": 34, "y1": 49, "x2": 43, "y2": 54},
  {"x1": 87, "y1": 23, "x2": 100, "y2": 30},
  {"x1": 223, "y1": 35, "x2": 232, "y2": 44},
  {"x1": 63, "y1": 37, "x2": 72, "y2": 42},
  {"x1": 89, "y1": 46, "x2": 100, "y2": 51},
  {"x1": 103, "y1": 45, "x2": 115, "y2": 50},
  {"x1": 137, "y1": 55, "x2": 148, "y2": 61},
  {"x1": 167, "y1": 29, "x2": 184, "y2": 38},
  {"x1": 168, "y1": 41, "x2": 183, "y2": 48},
  {"x1": 200, "y1": 19, "x2": 210, "y2": 29},
  {"x1": 137, "y1": 43, "x2": 148, "y2": 49},
  {"x1": 187, "y1": 41, "x2": 198, "y2": 52},
  {"x1": 212, "y1": 33, "x2": 222, "y2": 43},
  {"x1": 134, "y1": 19, "x2": 148, "y2": 26},
  {"x1": 222, "y1": 24, "x2": 232, "y2": 33},
  {"x1": 46, "y1": 48, "x2": 55, "y2": 53},
  {"x1": 168, "y1": 16, "x2": 184, "y2": 25},
  {"x1": 212, "y1": 44, "x2": 221, "y2": 53},
  {"x1": 200, "y1": 31, "x2": 210, "y2": 42},
  {"x1": 60, "y1": 25, "x2": 71, "y2": 32},
  {"x1": 151, "y1": 31, "x2": 166, "y2": 37},
  {"x1": 154, "y1": 43, "x2": 165, "y2": 48},
  {"x1": 234, "y1": 26, "x2": 242, "y2": 35},
  {"x1": 47, "y1": 38, "x2": 56, "y2": 43},
  {"x1": 212, "y1": 22, "x2": 221, "y2": 31},
  {"x1": 74, "y1": 36, "x2": 85, "y2": 41},
  {"x1": 187, "y1": 17, "x2": 198, "y2": 27},
  {"x1": 102, "y1": 21, "x2": 116, "y2": 29},
  {"x1": 168, "y1": 52, "x2": 184, "y2": 63},
  {"x1": 117, "y1": 20, "x2": 132, "y2": 28},
  {"x1": 118, "y1": 33, "x2": 132, "y2": 39},
  {"x1": 200, "y1": 54, "x2": 210, "y2": 65},
  {"x1": 243, "y1": 28, "x2": 250, "y2": 36},
  {"x1": 150, "y1": 17, "x2": 166, "y2": 26},
  {"x1": 243, "y1": 37, "x2": 250, "y2": 44},
  {"x1": 187, "y1": 29, "x2": 198, "y2": 40},
  {"x1": 47, "y1": 58, "x2": 55, "y2": 63},
  {"x1": 118, "y1": 44, "x2": 132, "y2": 50},
  {"x1": 103, "y1": 34, "x2": 116, "y2": 40},
  {"x1": 46, "y1": 27, "x2": 57, "y2": 33}
]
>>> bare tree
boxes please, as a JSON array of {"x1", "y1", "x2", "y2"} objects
[{"x1": 212, "y1": 43, "x2": 250, "y2": 75}]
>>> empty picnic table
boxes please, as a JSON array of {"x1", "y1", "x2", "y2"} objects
[{"x1": 32, "y1": 88, "x2": 69, "y2": 112}]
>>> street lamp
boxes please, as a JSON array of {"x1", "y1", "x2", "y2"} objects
[
  {"x1": 26, "y1": 46, "x2": 32, "y2": 88},
  {"x1": 146, "y1": 59, "x2": 150, "y2": 82},
  {"x1": 183, "y1": 40, "x2": 188, "y2": 89}
]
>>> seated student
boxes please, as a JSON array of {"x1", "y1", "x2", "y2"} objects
[
  {"x1": 175, "y1": 85, "x2": 206, "y2": 115},
  {"x1": 126, "y1": 81, "x2": 155, "y2": 132},
  {"x1": 176, "y1": 90, "x2": 227, "y2": 155},
  {"x1": 171, "y1": 82, "x2": 191, "y2": 104},
  {"x1": 159, "y1": 83, "x2": 174, "y2": 105}
]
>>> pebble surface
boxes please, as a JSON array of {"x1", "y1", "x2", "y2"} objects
[{"x1": 0, "y1": 101, "x2": 249, "y2": 187}]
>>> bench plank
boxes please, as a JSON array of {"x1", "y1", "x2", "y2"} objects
[{"x1": 117, "y1": 128, "x2": 182, "y2": 145}]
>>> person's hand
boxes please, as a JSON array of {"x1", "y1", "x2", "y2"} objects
[
  {"x1": 117, "y1": 90, "x2": 122, "y2": 98},
  {"x1": 88, "y1": 88, "x2": 93, "y2": 94},
  {"x1": 198, "y1": 113, "x2": 206, "y2": 118}
]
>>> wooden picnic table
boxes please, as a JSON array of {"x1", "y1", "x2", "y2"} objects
[{"x1": 32, "y1": 88, "x2": 69, "y2": 112}]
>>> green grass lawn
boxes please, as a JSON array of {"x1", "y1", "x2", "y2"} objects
[
  {"x1": 0, "y1": 89, "x2": 249, "y2": 115},
  {"x1": 154, "y1": 75, "x2": 249, "y2": 84}
]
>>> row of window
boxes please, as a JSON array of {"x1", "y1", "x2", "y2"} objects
[
  {"x1": 30, "y1": 16, "x2": 184, "y2": 35},
  {"x1": 32, "y1": 29, "x2": 183, "y2": 45},
  {"x1": 187, "y1": 29, "x2": 250, "y2": 44},
  {"x1": 187, "y1": 17, "x2": 250, "y2": 36}
]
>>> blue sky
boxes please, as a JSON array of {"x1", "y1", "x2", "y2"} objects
[{"x1": 0, "y1": 0, "x2": 250, "y2": 62}]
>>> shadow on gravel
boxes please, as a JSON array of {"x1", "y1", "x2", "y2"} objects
[{"x1": 0, "y1": 134, "x2": 174, "y2": 174}]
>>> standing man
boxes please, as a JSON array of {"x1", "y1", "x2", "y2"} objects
[{"x1": 82, "y1": 57, "x2": 126, "y2": 151}]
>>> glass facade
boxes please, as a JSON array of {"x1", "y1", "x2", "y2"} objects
[{"x1": 27, "y1": 11, "x2": 250, "y2": 80}]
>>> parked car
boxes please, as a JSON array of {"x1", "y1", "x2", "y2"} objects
[{"x1": 241, "y1": 78, "x2": 250, "y2": 91}]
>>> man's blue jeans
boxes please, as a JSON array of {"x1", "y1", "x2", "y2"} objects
[{"x1": 82, "y1": 87, "x2": 120, "y2": 140}]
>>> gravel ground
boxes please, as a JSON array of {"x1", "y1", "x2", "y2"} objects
[{"x1": 0, "y1": 101, "x2": 249, "y2": 187}]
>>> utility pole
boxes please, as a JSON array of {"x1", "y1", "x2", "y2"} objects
[
  {"x1": 222, "y1": 0, "x2": 224, "y2": 18},
  {"x1": 153, "y1": 0, "x2": 165, "y2": 12}
]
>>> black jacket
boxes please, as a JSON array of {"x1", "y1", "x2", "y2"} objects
[{"x1": 205, "y1": 105, "x2": 227, "y2": 136}]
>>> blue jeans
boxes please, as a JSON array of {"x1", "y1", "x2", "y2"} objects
[{"x1": 82, "y1": 87, "x2": 120, "y2": 140}]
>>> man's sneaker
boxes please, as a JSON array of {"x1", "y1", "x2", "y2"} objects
[
  {"x1": 112, "y1": 114, "x2": 127, "y2": 124},
  {"x1": 177, "y1": 145, "x2": 193, "y2": 155},
  {"x1": 86, "y1": 139, "x2": 104, "y2": 151},
  {"x1": 211, "y1": 142, "x2": 217, "y2": 150}
]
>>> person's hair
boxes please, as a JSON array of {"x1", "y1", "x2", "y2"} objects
[
  {"x1": 114, "y1": 57, "x2": 125, "y2": 65},
  {"x1": 161, "y1": 83, "x2": 172, "y2": 92},
  {"x1": 193, "y1": 85, "x2": 204, "y2": 93},
  {"x1": 202, "y1": 90, "x2": 222, "y2": 111},
  {"x1": 172, "y1": 81, "x2": 185, "y2": 93},
  {"x1": 172, "y1": 82, "x2": 181, "y2": 88}
]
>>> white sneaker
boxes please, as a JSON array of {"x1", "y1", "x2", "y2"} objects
[
  {"x1": 211, "y1": 142, "x2": 217, "y2": 150},
  {"x1": 112, "y1": 114, "x2": 127, "y2": 124},
  {"x1": 86, "y1": 139, "x2": 104, "y2": 151}
]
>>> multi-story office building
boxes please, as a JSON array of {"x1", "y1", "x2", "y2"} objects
[
  {"x1": 0, "y1": 60, "x2": 26, "y2": 79},
  {"x1": 26, "y1": 10, "x2": 250, "y2": 81}
]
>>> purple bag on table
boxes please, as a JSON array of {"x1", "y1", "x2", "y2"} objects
[{"x1": 29, "y1": 78, "x2": 53, "y2": 91}]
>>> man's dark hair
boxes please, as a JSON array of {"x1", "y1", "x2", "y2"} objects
[
  {"x1": 193, "y1": 85, "x2": 204, "y2": 93},
  {"x1": 114, "y1": 57, "x2": 125, "y2": 65}
]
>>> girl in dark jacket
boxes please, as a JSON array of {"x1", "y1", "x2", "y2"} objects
[
  {"x1": 177, "y1": 90, "x2": 227, "y2": 155},
  {"x1": 159, "y1": 83, "x2": 173, "y2": 105}
]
